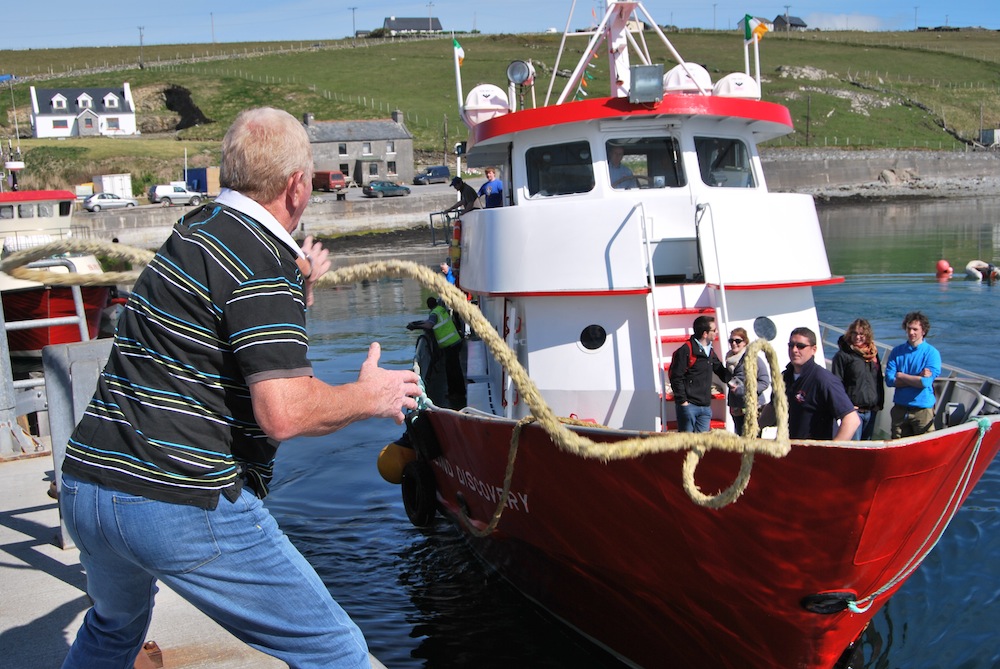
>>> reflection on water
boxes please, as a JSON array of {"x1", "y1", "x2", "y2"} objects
[{"x1": 266, "y1": 203, "x2": 999, "y2": 669}]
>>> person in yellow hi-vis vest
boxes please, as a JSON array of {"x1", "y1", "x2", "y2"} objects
[{"x1": 407, "y1": 297, "x2": 466, "y2": 407}]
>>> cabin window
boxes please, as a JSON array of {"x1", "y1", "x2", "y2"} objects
[
  {"x1": 37, "y1": 203, "x2": 54, "y2": 217},
  {"x1": 18, "y1": 205, "x2": 35, "y2": 219},
  {"x1": 606, "y1": 137, "x2": 686, "y2": 190},
  {"x1": 525, "y1": 141, "x2": 595, "y2": 197},
  {"x1": 694, "y1": 137, "x2": 755, "y2": 188},
  {"x1": 0, "y1": 205, "x2": 13, "y2": 220}
]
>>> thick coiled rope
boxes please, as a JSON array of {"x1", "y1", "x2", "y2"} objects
[{"x1": 2, "y1": 240, "x2": 791, "y2": 511}]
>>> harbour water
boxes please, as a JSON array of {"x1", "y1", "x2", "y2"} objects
[{"x1": 265, "y1": 196, "x2": 1000, "y2": 668}]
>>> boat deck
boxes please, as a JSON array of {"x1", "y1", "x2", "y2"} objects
[{"x1": 0, "y1": 453, "x2": 387, "y2": 669}]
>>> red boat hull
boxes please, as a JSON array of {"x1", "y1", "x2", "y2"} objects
[
  {"x1": 408, "y1": 410, "x2": 1000, "y2": 669},
  {"x1": 2, "y1": 286, "x2": 109, "y2": 354}
]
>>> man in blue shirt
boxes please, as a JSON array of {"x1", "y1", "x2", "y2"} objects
[
  {"x1": 885, "y1": 311, "x2": 941, "y2": 438},
  {"x1": 477, "y1": 167, "x2": 503, "y2": 208},
  {"x1": 440, "y1": 260, "x2": 456, "y2": 284}
]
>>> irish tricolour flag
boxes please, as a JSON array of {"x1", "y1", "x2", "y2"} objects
[
  {"x1": 454, "y1": 39, "x2": 465, "y2": 66},
  {"x1": 744, "y1": 15, "x2": 769, "y2": 43}
]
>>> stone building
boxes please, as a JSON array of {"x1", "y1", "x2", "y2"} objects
[{"x1": 303, "y1": 111, "x2": 414, "y2": 186}]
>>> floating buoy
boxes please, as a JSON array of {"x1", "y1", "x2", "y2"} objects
[
  {"x1": 935, "y1": 259, "x2": 953, "y2": 279},
  {"x1": 377, "y1": 440, "x2": 416, "y2": 484}
]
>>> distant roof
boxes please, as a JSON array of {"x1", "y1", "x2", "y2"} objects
[
  {"x1": 774, "y1": 15, "x2": 807, "y2": 28},
  {"x1": 305, "y1": 119, "x2": 413, "y2": 143},
  {"x1": 383, "y1": 17, "x2": 443, "y2": 32},
  {"x1": 33, "y1": 85, "x2": 134, "y2": 116}
]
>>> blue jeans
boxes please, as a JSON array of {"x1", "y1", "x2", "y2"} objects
[
  {"x1": 677, "y1": 403, "x2": 712, "y2": 432},
  {"x1": 853, "y1": 409, "x2": 878, "y2": 441},
  {"x1": 60, "y1": 474, "x2": 369, "y2": 669}
]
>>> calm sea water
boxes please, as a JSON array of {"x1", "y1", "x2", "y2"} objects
[{"x1": 265, "y1": 197, "x2": 1000, "y2": 669}]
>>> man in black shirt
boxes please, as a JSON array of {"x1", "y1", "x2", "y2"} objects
[{"x1": 60, "y1": 107, "x2": 421, "y2": 669}]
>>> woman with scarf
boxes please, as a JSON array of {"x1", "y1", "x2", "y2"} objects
[
  {"x1": 831, "y1": 318, "x2": 885, "y2": 440},
  {"x1": 725, "y1": 327, "x2": 771, "y2": 435}
]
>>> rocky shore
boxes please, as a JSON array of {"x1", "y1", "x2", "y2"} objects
[{"x1": 761, "y1": 147, "x2": 1000, "y2": 204}]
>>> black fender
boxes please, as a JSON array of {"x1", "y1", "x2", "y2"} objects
[{"x1": 401, "y1": 459, "x2": 437, "y2": 528}]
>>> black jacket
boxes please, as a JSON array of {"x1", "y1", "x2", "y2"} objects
[
  {"x1": 669, "y1": 337, "x2": 729, "y2": 407},
  {"x1": 830, "y1": 335, "x2": 885, "y2": 411}
]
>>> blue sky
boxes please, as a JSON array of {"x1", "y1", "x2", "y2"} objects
[{"x1": 2, "y1": 1, "x2": 995, "y2": 51}]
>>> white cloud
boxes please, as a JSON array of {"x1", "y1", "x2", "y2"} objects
[{"x1": 805, "y1": 13, "x2": 887, "y2": 32}]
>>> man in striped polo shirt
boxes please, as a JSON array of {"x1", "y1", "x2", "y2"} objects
[{"x1": 60, "y1": 108, "x2": 421, "y2": 669}]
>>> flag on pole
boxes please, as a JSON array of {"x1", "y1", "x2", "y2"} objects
[
  {"x1": 453, "y1": 39, "x2": 465, "y2": 66},
  {"x1": 743, "y1": 15, "x2": 769, "y2": 43}
]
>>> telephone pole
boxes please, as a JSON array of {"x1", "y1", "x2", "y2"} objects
[{"x1": 138, "y1": 26, "x2": 144, "y2": 69}]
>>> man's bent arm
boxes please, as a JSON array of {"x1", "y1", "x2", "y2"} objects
[{"x1": 250, "y1": 342, "x2": 421, "y2": 440}]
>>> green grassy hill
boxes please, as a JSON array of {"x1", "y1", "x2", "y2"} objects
[{"x1": 3, "y1": 29, "x2": 1000, "y2": 191}]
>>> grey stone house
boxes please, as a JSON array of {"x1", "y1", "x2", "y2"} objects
[
  {"x1": 772, "y1": 15, "x2": 808, "y2": 31},
  {"x1": 303, "y1": 111, "x2": 414, "y2": 186}
]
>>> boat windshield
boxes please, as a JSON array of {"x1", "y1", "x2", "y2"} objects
[
  {"x1": 694, "y1": 137, "x2": 756, "y2": 188},
  {"x1": 606, "y1": 138, "x2": 686, "y2": 190},
  {"x1": 525, "y1": 141, "x2": 595, "y2": 197}
]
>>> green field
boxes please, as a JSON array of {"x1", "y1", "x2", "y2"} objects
[{"x1": 3, "y1": 29, "x2": 1000, "y2": 191}]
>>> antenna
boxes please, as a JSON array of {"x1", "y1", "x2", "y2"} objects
[{"x1": 138, "y1": 26, "x2": 145, "y2": 69}]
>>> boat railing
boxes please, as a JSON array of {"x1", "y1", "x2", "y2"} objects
[
  {"x1": 637, "y1": 201, "x2": 667, "y2": 430},
  {"x1": 1, "y1": 225, "x2": 91, "y2": 254},
  {"x1": 428, "y1": 211, "x2": 456, "y2": 246}
]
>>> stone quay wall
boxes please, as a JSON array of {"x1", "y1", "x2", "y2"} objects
[{"x1": 81, "y1": 150, "x2": 1000, "y2": 249}]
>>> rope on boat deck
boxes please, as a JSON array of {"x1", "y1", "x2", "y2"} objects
[{"x1": 2, "y1": 240, "x2": 791, "y2": 513}]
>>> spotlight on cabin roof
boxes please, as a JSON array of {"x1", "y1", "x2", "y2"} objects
[{"x1": 629, "y1": 64, "x2": 665, "y2": 104}]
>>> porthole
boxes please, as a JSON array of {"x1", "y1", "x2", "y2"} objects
[
  {"x1": 753, "y1": 317, "x2": 777, "y2": 341},
  {"x1": 580, "y1": 324, "x2": 607, "y2": 350}
]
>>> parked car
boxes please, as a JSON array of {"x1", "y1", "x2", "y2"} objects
[
  {"x1": 363, "y1": 181, "x2": 411, "y2": 198},
  {"x1": 83, "y1": 192, "x2": 139, "y2": 212},
  {"x1": 147, "y1": 184, "x2": 203, "y2": 206},
  {"x1": 413, "y1": 165, "x2": 451, "y2": 185},
  {"x1": 312, "y1": 170, "x2": 348, "y2": 200}
]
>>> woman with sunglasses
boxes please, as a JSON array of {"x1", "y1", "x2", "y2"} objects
[
  {"x1": 725, "y1": 327, "x2": 771, "y2": 435},
  {"x1": 831, "y1": 318, "x2": 885, "y2": 440}
]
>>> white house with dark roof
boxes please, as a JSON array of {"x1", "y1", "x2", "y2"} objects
[
  {"x1": 303, "y1": 111, "x2": 415, "y2": 185},
  {"x1": 383, "y1": 16, "x2": 443, "y2": 35},
  {"x1": 30, "y1": 83, "x2": 137, "y2": 139}
]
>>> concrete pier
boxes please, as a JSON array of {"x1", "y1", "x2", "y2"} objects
[{"x1": 0, "y1": 454, "x2": 387, "y2": 669}]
